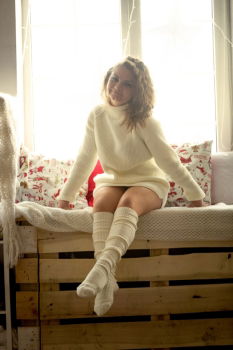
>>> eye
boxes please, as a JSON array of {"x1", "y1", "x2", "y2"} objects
[
  {"x1": 110, "y1": 76, "x2": 118, "y2": 82},
  {"x1": 124, "y1": 82, "x2": 133, "y2": 88}
]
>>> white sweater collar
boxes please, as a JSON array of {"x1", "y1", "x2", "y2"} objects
[{"x1": 104, "y1": 103, "x2": 128, "y2": 119}]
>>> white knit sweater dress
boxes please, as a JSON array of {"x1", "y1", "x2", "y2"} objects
[{"x1": 59, "y1": 103, "x2": 205, "y2": 205}]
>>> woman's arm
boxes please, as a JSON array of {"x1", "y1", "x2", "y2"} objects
[
  {"x1": 139, "y1": 118, "x2": 205, "y2": 204},
  {"x1": 58, "y1": 199, "x2": 70, "y2": 209},
  {"x1": 188, "y1": 199, "x2": 205, "y2": 207}
]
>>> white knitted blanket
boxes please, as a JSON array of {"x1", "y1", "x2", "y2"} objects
[
  {"x1": 0, "y1": 93, "x2": 20, "y2": 267},
  {"x1": 1, "y1": 200, "x2": 233, "y2": 241},
  {"x1": 12, "y1": 201, "x2": 233, "y2": 242}
]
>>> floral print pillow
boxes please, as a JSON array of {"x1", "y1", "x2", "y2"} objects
[
  {"x1": 166, "y1": 141, "x2": 212, "y2": 207},
  {"x1": 16, "y1": 146, "x2": 88, "y2": 209}
]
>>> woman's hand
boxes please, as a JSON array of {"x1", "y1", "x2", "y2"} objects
[
  {"x1": 188, "y1": 199, "x2": 205, "y2": 208},
  {"x1": 58, "y1": 200, "x2": 70, "y2": 210}
]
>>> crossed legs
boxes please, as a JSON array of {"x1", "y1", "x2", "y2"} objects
[
  {"x1": 92, "y1": 211, "x2": 119, "y2": 316},
  {"x1": 76, "y1": 186, "x2": 163, "y2": 315}
]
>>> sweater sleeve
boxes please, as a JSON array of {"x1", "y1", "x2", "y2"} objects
[
  {"x1": 58, "y1": 109, "x2": 98, "y2": 202},
  {"x1": 139, "y1": 118, "x2": 205, "y2": 201}
]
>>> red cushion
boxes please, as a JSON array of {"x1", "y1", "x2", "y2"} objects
[{"x1": 86, "y1": 160, "x2": 103, "y2": 206}]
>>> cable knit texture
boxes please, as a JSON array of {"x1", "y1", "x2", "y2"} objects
[
  {"x1": 0, "y1": 201, "x2": 230, "y2": 242},
  {"x1": 59, "y1": 103, "x2": 205, "y2": 203},
  {"x1": 0, "y1": 93, "x2": 20, "y2": 267}
]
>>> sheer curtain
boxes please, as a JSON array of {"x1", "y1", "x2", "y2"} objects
[
  {"x1": 213, "y1": 0, "x2": 233, "y2": 151},
  {"x1": 140, "y1": 0, "x2": 215, "y2": 146},
  {"x1": 21, "y1": 0, "x2": 218, "y2": 157},
  {"x1": 22, "y1": 0, "x2": 122, "y2": 159}
]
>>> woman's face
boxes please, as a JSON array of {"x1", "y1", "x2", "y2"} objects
[{"x1": 106, "y1": 65, "x2": 136, "y2": 106}]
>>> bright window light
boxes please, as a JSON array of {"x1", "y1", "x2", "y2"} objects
[
  {"x1": 30, "y1": 0, "x2": 121, "y2": 158},
  {"x1": 27, "y1": 0, "x2": 215, "y2": 158},
  {"x1": 141, "y1": 0, "x2": 215, "y2": 146}
]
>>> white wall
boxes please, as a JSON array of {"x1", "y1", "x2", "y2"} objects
[{"x1": 0, "y1": 0, "x2": 18, "y2": 95}]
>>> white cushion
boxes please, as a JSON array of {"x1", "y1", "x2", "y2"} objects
[{"x1": 211, "y1": 152, "x2": 233, "y2": 204}]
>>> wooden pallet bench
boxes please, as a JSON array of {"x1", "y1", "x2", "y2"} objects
[{"x1": 15, "y1": 219, "x2": 233, "y2": 350}]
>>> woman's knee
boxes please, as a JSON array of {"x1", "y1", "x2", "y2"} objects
[
  {"x1": 93, "y1": 196, "x2": 115, "y2": 212},
  {"x1": 93, "y1": 187, "x2": 126, "y2": 213},
  {"x1": 117, "y1": 195, "x2": 135, "y2": 209},
  {"x1": 117, "y1": 187, "x2": 163, "y2": 215}
]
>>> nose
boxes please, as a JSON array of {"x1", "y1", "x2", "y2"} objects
[{"x1": 113, "y1": 82, "x2": 121, "y2": 92}]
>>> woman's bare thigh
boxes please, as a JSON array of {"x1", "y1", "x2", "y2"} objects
[
  {"x1": 93, "y1": 186, "x2": 126, "y2": 213},
  {"x1": 117, "y1": 186, "x2": 163, "y2": 216}
]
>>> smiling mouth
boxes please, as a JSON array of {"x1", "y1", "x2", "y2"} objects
[{"x1": 111, "y1": 92, "x2": 121, "y2": 100}]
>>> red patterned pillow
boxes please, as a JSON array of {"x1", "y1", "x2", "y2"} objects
[
  {"x1": 166, "y1": 141, "x2": 212, "y2": 206},
  {"x1": 16, "y1": 146, "x2": 88, "y2": 208}
]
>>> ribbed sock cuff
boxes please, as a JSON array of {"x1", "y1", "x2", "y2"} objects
[
  {"x1": 93, "y1": 211, "x2": 114, "y2": 259},
  {"x1": 114, "y1": 207, "x2": 138, "y2": 220},
  {"x1": 93, "y1": 211, "x2": 114, "y2": 241}
]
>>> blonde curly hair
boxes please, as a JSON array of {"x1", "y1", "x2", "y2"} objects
[{"x1": 102, "y1": 56, "x2": 155, "y2": 131}]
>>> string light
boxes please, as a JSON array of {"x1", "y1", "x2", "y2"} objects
[{"x1": 123, "y1": 0, "x2": 136, "y2": 57}]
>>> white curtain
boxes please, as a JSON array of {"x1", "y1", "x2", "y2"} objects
[{"x1": 213, "y1": 0, "x2": 233, "y2": 151}]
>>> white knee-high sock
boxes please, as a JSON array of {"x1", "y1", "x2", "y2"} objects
[
  {"x1": 92, "y1": 212, "x2": 119, "y2": 316},
  {"x1": 92, "y1": 211, "x2": 114, "y2": 260},
  {"x1": 77, "y1": 211, "x2": 114, "y2": 298},
  {"x1": 102, "y1": 207, "x2": 138, "y2": 266},
  {"x1": 76, "y1": 207, "x2": 138, "y2": 298},
  {"x1": 94, "y1": 270, "x2": 118, "y2": 316}
]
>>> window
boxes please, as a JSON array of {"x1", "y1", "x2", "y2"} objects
[
  {"x1": 22, "y1": 0, "x2": 215, "y2": 158},
  {"x1": 141, "y1": 0, "x2": 215, "y2": 145}
]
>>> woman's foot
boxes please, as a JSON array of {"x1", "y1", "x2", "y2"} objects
[
  {"x1": 76, "y1": 261, "x2": 109, "y2": 298},
  {"x1": 94, "y1": 273, "x2": 119, "y2": 316}
]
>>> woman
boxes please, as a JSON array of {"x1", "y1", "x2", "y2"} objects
[{"x1": 58, "y1": 56, "x2": 205, "y2": 315}]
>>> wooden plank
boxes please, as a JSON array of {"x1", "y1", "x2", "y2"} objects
[
  {"x1": 18, "y1": 326, "x2": 40, "y2": 350},
  {"x1": 16, "y1": 258, "x2": 38, "y2": 283},
  {"x1": 134, "y1": 240, "x2": 233, "y2": 248},
  {"x1": 37, "y1": 230, "x2": 233, "y2": 253},
  {"x1": 42, "y1": 345, "x2": 115, "y2": 350},
  {"x1": 40, "y1": 252, "x2": 233, "y2": 283},
  {"x1": 41, "y1": 318, "x2": 233, "y2": 348},
  {"x1": 40, "y1": 253, "x2": 60, "y2": 326},
  {"x1": 38, "y1": 231, "x2": 93, "y2": 253},
  {"x1": 39, "y1": 283, "x2": 233, "y2": 319},
  {"x1": 37, "y1": 230, "x2": 90, "y2": 240},
  {"x1": 18, "y1": 226, "x2": 37, "y2": 254},
  {"x1": 150, "y1": 247, "x2": 170, "y2": 350},
  {"x1": 16, "y1": 292, "x2": 38, "y2": 320},
  {"x1": 40, "y1": 259, "x2": 93, "y2": 283},
  {"x1": 16, "y1": 217, "x2": 30, "y2": 223},
  {"x1": 40, "y1": 290, "x2": 94, "y2": 319},
  {"x1": 18, "y1": 284, "x2": 38, "y2": 291}
]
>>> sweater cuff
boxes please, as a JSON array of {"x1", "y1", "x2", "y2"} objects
[{"x1": 184, "y1": 188, "x2": 205, "y2": 201}]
